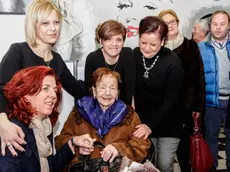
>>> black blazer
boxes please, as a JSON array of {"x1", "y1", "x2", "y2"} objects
[{"x1": 0, "y1": 118, "x2": 74, "y2": 172}]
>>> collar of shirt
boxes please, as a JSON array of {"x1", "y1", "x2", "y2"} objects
[{"x1": 211, "y1": 34, "x2": 228, "y2": 49}]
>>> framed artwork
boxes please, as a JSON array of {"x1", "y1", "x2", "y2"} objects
[
  {"x1": 116, "y1": 0, "x2": 174, "y2": 48},
  {"x1": 0, "y1": 0, "x2": 32, "y2": 14}
]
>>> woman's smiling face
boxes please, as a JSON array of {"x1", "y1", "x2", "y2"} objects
[{"x1": 93, "y1": 74, "x2": 118, "y2": 111}]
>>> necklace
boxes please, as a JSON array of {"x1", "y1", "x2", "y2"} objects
[
  {"x1": 102, "y1": 48, "x2": 119, "y2": 71},
  {"x1": 104, "y1": 60, "x2": 118, "y2": 71},
  {"x1": 142, "y1": 55, "x2": 159, "y2": 79},
  {"x1": 32, "y1": 47, "x2": 52, "y2": 68},
  {"x1": 44, "y1": 60, "x2": 51, "y2": 67}
]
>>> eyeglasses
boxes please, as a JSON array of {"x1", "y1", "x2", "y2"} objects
[{"x1": 165, "y1": 20, "x2": 178, "y2": 26}]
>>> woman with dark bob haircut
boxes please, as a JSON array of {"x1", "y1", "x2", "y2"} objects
[
  {"x1": 0, "y1": 66, "x2": 95, "y2": 172},
  {"x1": 133, "y1": 16, "x2": 184, "y2": 172}
]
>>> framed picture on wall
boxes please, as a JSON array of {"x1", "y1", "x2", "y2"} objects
[{"x1": 0, "y1": 0, "x2": 32, "y2": 14}]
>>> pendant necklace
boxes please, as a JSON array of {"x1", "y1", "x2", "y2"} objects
[
  {"x1": 142, "y1": 55, "x2": 159, "y2": 79},
  {"x1": 104, "y1": 60, "x2": 119, "y2": 71},
  {"x1": 102, "y1": 48, "x2": 119, "y2": 71},
  {"x1": 33, "y1": 47, "x2": 51, "y2": 68},
  {"x1": 44, "y1": 60, "x2": 51, "y2": 67}
]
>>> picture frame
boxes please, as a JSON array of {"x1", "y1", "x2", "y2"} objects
[{"x1": 0, "y1": 0, "x2": 32, "y2": 14}]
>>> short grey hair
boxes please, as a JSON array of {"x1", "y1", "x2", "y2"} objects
[{"x1": 195, "y1": 19, "x2": 210, "y2": 35}]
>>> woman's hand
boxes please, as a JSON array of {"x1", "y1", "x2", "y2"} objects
[
  {"x1": 100, "y1": 144, "x2": 119, "y2": 163},
  {"x1": 73, "y1": 134, "x2": 96, "y2": 148},
  {"x1": 133, "y1": 124, "x2": 152, "y2": 140},
  {"x1": 0, "y1": 113, "x2": 26, "y2": 156},
  {"x1": 79, "y1": 146, "x2": 94, "y2": 155},
  {"x1": 73, "y1": 134, "x2": 95, "y2": 155}
]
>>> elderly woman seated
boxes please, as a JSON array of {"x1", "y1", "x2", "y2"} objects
[
  {"x1": 55, "y1": 67, "x2": 151, "y2": 170},
  {"x1": 0, "y1": 66, "x2": 95, "y2": 172}
]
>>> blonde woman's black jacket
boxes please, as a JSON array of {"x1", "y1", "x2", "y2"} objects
[{"x1": 0, "y1": 42, "x2": 88, "y2": 113}]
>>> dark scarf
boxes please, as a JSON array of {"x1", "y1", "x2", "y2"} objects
[{"x1": 76, "y1": 96, "x2": 127, "y2": 138}]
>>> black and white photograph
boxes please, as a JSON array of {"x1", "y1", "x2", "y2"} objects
[{"x1": 0, "y1": 0, "x2": 32, "y2": 14}]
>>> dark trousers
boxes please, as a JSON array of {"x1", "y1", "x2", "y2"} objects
[
  {"x1": 177, "y1": 115, "x2": 193, "y2": 172},
  {"x1": 205, "y1": 100, "x2": 230, "y2": 168}
]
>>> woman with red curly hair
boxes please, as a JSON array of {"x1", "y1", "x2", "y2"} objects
[{"x1": 0, "y1": 66, "x2": 95, "y2": 172}]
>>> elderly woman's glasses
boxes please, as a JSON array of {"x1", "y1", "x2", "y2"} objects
[{"x1": 165, "y1": 20, "x2": 178, "y2": 26}]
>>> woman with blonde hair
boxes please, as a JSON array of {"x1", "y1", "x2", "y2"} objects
[{"x1": 0, "y1": 0, "x2": 88, "y2": 157}]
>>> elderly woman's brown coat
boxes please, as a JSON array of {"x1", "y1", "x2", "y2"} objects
[{"x1": 55, "y1": 106, "x2": 150, "y2": 170}]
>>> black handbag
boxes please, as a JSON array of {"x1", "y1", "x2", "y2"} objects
[{"x1": 68, "y1": 141, "x2": 122, "y2": 172}]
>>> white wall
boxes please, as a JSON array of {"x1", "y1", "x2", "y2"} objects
[
  {"x1": 1, "y1": 0, "x2": 230, "y2": 66},
  {"x1": 53, "y1": 62, "x2": 75, "y2": 137},
  {"x1": 94, "y1": 0, "x2": 230, "y2": 48},
  {"x1": 55, "y1": 0, "x2": 98, "y2": 80},
  {"x1": 0, "y1": 15, "x2": 25, "y2": 60}
]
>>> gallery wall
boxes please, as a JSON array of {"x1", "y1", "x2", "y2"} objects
[
  {"x1": 0, "y1": 15, "x2": 25, "y2": 63},
  {"x1": 1, "y1": 0, "x2": 230, "y2": 62}
]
